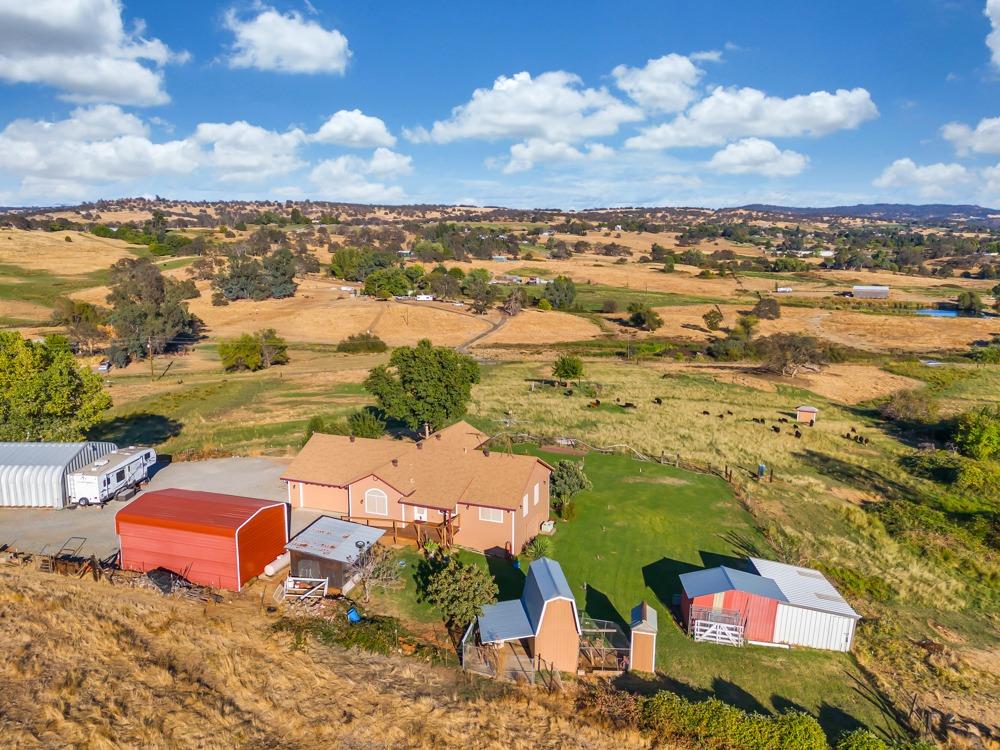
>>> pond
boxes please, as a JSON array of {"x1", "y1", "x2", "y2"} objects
[{"x1": 915, "y1": 308, "x2": 980, "y2": 318}]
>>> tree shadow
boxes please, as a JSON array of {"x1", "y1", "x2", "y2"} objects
[
  {"x1": 613, "y1": 672, "x2": 712, "y2": 701},
  {"x1": 795, "y1": 449, "x2": 910, "y2": 500},
  {"x1": 486, "y1": 554, "x2": 526, "y2": 600},
  {"x1": 772, "y1": 694, "x2": 808, "y2": 715},
  {"x1": 846, "y1": 670, "x2": 910, "y2": 742},
  {"x1": 88, "y1": 412, "x2": 182, "y2": 447},
  {"x1": 718, "y1": 531, "x2": 767, "y2": 559},
  {"x1": 642, "y1": 557, "x2": 700, "y2": 613},
  {"x1": 583, "y1": 584, "x2": 628, "y2": 632},
  {"x1": 700, "y1": 550, "x2": 747, "y2": 570},
  {"x1": 715, "y1": 679, "x2": 771, "y2": 715},
  {"x1": 818, "y1": 701, "x2": 864, "y2": 742}
]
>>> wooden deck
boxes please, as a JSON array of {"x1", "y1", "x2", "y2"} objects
[{"x1": 335, "y1": 515, "x2": 458, "y2": 549}]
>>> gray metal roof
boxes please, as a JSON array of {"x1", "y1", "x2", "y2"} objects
[
  {"x1": 795, "y1": 405, "x2": 819, "y2": 413},
  {"x1": 522, "y1": 557, "x2": 575, "y2": 631},
  {"x1": 0, "y1": 442, "x2": 117, "y2": 509},
  {"x1": 478, "y1": 600, "x2": 535, "y2": 643},
  {"x1": 853, "y1": 285, "x2": 889, "y2": 291},
  {"x1": 750, "y1": 558, "x2": 861, "y2": 619},
  {"x1": 478, "y1": 557, "x2": 580, "y2": 643},
  {"x1": 286, "y1": 516, "x2": 384, "y2": 563},
  {"x1": 0, "y1": 442, "x2": 98, "y2": 467},
  {"x1": 71, "y1": 447, "x2": 154, "y2": 477},
  {"x1": 630, "y1": 601, "x2": 658, "y2": 633},
  {"x1": 679, "y1": 565, "x2": 788, "y2": 602}
]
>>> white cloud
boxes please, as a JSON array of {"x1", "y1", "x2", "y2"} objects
[
  {"x1": 708, "y1": 138, "x2": 808, "y2": 176},
  {"x1": 312, "y1": 109, "x2": 395, "y2": 147},
  {"x1": 690, "y1": 50, "x2": 723, "y2": 63},
  {"x1": 0, "y1": 0, "x2": 184, "y2": 106},
  {"x1": 224, "y1": 6, "x2": 350, "y2": 74},
  {"x1": 873, "y1": 157, "x2": 971, "y2": 198},
  {"x1": 612, "y1": 53, "x2": 705, "y2": 112},
  {"x1": 309, "y1": 150, "x2": 409, "y2": 202},
  {"x1": 626, "y1": 86, "x2": 878, "y2": 149},
  {"x1": 942, "y1": 116, "x2": 1000, "y2": 155},
  {"x1": 504, "y1": 139, "x2": 613, "y2": 173},
  {"x1": 987, "y1": 0, "x2": 1000, "y2": 69},
  {"x1": 191, "y1": 121, "x2": 306, "y2": 181},
  {"x1": 0, "y1": 106, "x2": 199, "y2": 198},
  {"x1": 407, "y1": 71, "x2": 642, "y2": 144}
]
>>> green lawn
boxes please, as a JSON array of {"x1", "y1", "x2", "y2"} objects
[{"x1": 470, "y1": 449, "x2": 900, "y2": 742}]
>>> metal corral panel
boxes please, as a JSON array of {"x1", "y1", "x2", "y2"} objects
[
  {"x1": 773, "y1": 603, "x2": 856, "y2": 652},
  {"x1": 0, "y1": 442, "x2": 116, "y2": 508}
]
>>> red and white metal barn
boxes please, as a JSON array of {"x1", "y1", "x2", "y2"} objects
[
  {"x1": 679, "y1": 558, "x2": 860, "y2": 652},
  {"x1": 116, "y1": 489, "x2": 289, "y2": 592}
]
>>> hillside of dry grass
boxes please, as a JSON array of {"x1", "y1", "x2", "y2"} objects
[{"x1": 0, "y1": 567, "x2": 640, "y2": 750}]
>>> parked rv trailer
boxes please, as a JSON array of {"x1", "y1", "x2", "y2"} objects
[{"x1": 67, "y1": 446, "x2": 157, "y2": 506}]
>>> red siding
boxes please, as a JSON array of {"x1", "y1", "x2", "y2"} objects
[
  {"x1": 682, "y1": 589, "x2": 777, "y2": 643},
  {"x1": 116, "y1": 492, "x2": 288, "y2": 592}
]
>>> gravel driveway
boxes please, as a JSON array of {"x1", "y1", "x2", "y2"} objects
[{"x1": 0, "y1": 457, "x2": 294, "y2": 558}]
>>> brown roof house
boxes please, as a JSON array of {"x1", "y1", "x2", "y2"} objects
[{"x1": 282, "y1": 421, "x2": 553, "y2": 555}]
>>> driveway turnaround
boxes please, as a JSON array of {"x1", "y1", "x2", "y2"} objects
[{"x1": 0, "y1": 456, "x2": 291, "y2": 559}]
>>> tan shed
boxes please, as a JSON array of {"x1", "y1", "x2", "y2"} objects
[
  {"x1": 795, "y1": 405, "x2": 818, "y2": 424},
  {"x1": 629, "y1": 601, "x2": 658, "y2": 673}
]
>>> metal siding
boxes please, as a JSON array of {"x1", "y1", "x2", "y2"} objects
[
  {"x1": 723, "y1": 590, "x2": 778, "y2": 642},
  {"x1": 236, "y1": 505, "x2": 289, "y2": 588},
  {"x1": 118, "y1": 521, "x2": 240, "y2": 591},
  {"x1": 0, "y1": 442, "x2": 116, "y2": 508},
  {"x1": 773, "y1": 603, "x2": 854, "y2": 651}
]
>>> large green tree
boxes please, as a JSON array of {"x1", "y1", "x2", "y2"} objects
[
  {"x1": 0, "y1": 333, "x2": 111, "y2": 441},
  {"x1": 364, "y1": 339, "x2": 480, "y2": 435},
  {"x1": 543, "y1": 275, "x2": 577, "y2": 310},
  {"x1": 106, "y1": 257, "x2": 198, "y2": 359},
  {"x1": 955, "y1": 406, "x2": 1000, "y2": 460},
  {"x1": 418, "y1": 555, "x2": 498, "y2": 629}
]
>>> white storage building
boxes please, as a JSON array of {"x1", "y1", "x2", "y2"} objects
[
  {"x1": 0, "y1": 442, "x2": 117, "y2": 509},
  {"x1": 749, "y1": 557, "x2": 860, "y2": 652}
]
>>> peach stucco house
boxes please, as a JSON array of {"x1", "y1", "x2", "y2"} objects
[{"x1": 281, "y1": 421, "x2": 552, "y2": 555}]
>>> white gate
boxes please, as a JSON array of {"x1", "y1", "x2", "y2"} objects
[{"x1": 690, "y1": 606, "x2": 745, "y2": 646}]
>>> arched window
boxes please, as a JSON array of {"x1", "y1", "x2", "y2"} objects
[{"x1": 365, "y1": 488, "x2": 388, "y2": 515}]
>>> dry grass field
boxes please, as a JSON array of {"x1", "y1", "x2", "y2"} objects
[
  {"x1": 646, "y1": 304, "x2": 1000, "y2": 352},
  {"x1": 0, "y1": 567, "x2": 637, "y2": 750},
  {"x1": 0, "y1": 229, "x2": 136, "y2": 273}
]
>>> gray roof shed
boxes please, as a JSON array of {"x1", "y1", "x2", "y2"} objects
[
  {"x1": 749, "y1": 558, "x2": 860, "y2": 619},
  {"x1": 478, "y1": 557, "x2": 581, "y2": 644},
  {"x1": 286, "y1": 516, "x2": 384, "y2": 563},
  {"x1": 0, "y1": 442, "x2": 117, "y2": 508}
]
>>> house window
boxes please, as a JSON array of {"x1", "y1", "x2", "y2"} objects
[
  {"x1": 365, "y1": 488, "x2": 388, "y2": 516},
  {"x1": 479, "y1": 507, "x2": 504, "y2": 524},
  {"x1": 522, "y1": 494, "x2": 528, "y2": 517},
  {"x1": 533, "y1": 483, "x2": 539, "y2": 506}
]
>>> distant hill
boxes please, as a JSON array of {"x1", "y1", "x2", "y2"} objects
[{"x1": 733, "y1": 203, "x2": 1000, "y2": 224}]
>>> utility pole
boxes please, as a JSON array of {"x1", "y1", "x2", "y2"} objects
[{"x1": 148, "y1": 335, "x2": 155, "y2": 380}]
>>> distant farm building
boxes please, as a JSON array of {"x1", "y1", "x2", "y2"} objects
[
  {"x1": 283, "y1": 421, "x2": 552, "y2": 555},
  {"x1": 116, "y1": 489, "x2": 289, "y2": 592},
  {"x1": 795, "y1": 405, "x2": 818, "y2": 424},
  {"x1": 852, "y1": 284, "x2": 889, "y2": 299},
  {"x1": 491, "y1": 255, "x2": 509, "y2": 262},
  {"x1": 679, "y1": 558, "x2": 860, "y2": 652},
  {"x1": 0, "y1": 441, "x2": 117, "y2": 508},
  {"x1": 286, "y1": 516, "x2": 384, "y2": 594}
]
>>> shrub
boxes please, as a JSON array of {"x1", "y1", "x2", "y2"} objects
[
  {"x1": 337, "y1": 332, "x2": 388, "y2": 353},
  {"x1": 416, "y1": 555, "x2": 498, "y2": 629},
  {"x1": 575, "y1": 680, "x2": 641, "y2": 729},
  {"x1": 601, "y1": 299, "x2": 619, "y2": 313},
  {"x1": 627, "y1": 302, "x2": 663, "y2": 331},
  {"x1": 559, "y1": 500, "x2": 577, "y2": 521},
  {"x1": 552, "y1": 354, "x2": 584, "y2": 384},
  {"x1": 551, "y1": 460, "x2": 591, "y2": 501},
  {"x1": 879, "y1": 389, "x2": 938, "y2": 424},
  {"x1": 523, "y1": 535, "x2": 552, "y2": 560},
  {"x1": 703, "y1": 308, "x2": 724, "y2": 331},
  {"x1": 752, "y1": 297, "x2": 781, "y2": 320},
  {"x1": 641, "y1": 692, "x2": 827, "y2": 750},
  {"x1": 219, "y1": 329, "x2": 289, "y2": 372},
  {"x1": 347, "y1": 409, "x2": 386, "y2": 439},
  {"x1": 537, "y1": 298, "x2": 553, "y2": 311},
  {"x1": 303, "y1": 415, "x2": 325, "y2": 444},
  {"x1": 955, "y1": 406, "x2": 1000, "y2": 460}
]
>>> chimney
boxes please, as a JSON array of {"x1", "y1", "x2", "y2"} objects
[
  {"x1": 416, "y1": 442, "x2": 423, "y2": 450},
  {"x1": 483, "y1": 448, "x2": 490, "y2": 457},
  {"x1": 349, "y1": 435, "x2": 355, "y2": 443},
  {"x1": 435, "y1": 433, "x2": 441, "y2": 440},
  {"x1": 391, "y1": 458, "x2": 398, "y2": 467}
]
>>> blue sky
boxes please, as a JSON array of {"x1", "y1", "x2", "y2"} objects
[{"x1": 1, "y1": 0, "x2": 999, "y2": 208}]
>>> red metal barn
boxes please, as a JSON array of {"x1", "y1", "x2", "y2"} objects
[
  {"x1": 116, "y1": 489, "x2": 288, "y2": 592},
  {"x1": 679, "y1": 566, "x2": 783, "y2": 644}
]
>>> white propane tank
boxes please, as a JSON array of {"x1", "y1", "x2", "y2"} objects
[{"x1": 264, "y1": 553, "x2": 290, "y2": 577}]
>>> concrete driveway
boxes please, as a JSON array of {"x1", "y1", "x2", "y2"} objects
[{"x1": 0, "y1": 457, "x2": 296, "y2": 559}]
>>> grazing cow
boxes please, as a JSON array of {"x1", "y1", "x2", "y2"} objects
[
  {"x1": 850, "y1": 426, "x2": 857, "y2": 433},
  {"x1": 779, "y1": 417, "x2": 789, "y2": 424},
  {"x1": 772, "y1": 426, "x2": 780, "y2": 433},
  {"x1": 726, "y1": 410, "x2": 733, "y2": 416},
  {"x1": 702, "y1": 410, "x2": 711, "y2": 416},
  {"x1": 794, "y1": 431, "x2": 802, "y2": 439},
  {"x1": 623, "y1": 402, "x2": 637, "y2": 409},
  {"x1": 564, "y1": 389, "x2": 573, "y2": 396},
  {"x1": 653, "y1": 397, "x2": 663, "y2": 405}
]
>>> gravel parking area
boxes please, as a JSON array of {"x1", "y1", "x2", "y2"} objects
[{"x1": 0, "y1": 457, "x2": 295, "y2": 558}]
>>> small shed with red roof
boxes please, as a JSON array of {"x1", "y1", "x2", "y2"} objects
[{"x1": 115, "y1": 489, "x2": 288, "y2": 592}]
